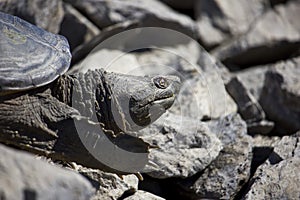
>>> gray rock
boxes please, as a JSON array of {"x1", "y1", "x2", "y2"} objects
[
  {"x1": 66, "y1": 0, "x2": 196, "y2": 37},
  {"x1": 235, "y1": 65, "x2": 270, "y2": 100},
  {"x1": 77, "y1": 166, "x2": 138, "y2": 200},
  {"x1": 177, "y1": 114, "x2": 253, "y2": 199},
  {"x1": 213, "y1": 0, "x2": 300, "y2": 67},
  {"x1": 139, "y1": 113, "x2": 222, "y2": 179},
  {"x1": 0, "y1": 144, "x2": 94, "y2": 200},
  {"x1": 226, "y1": 76, "x2": 274, "y2": 134},
  {"x1": 0, "y1": 0, "x2": 64, "y2": 33},
  {"x1": 226, "y1": 76, "x2": 265, "y2": 122},
  {"x1": 259, "y1": 57, "x2": 300, "y2": 134},
  {"x1": 159, "y1": 0, "x2": 196, "y2": 10},
  {"x1": 70, "y1": 49, "x2": 140, "y2": 74},
  {"x1": 244, "y1": 132, "x2": 300, "y2": 199},
  {"x1": 124, "y1": 190, "x2": 165, "y2": 200},
  {"x1": 247, "y1": 120, "x2": 275, "y2": 135},
  {"x1": 70, "y1": 20, "x2": 141, "y2": 66},
  {"x1": 59, "y1": 3, "x2": 100, "y2": 51},
  {"x1": 133, "y1": 40, "x2": 201, "y2": 76},
  {"x1": 172, "y1": 73, "x2": 237, "y2": 120},
  {"x1": 195, "y1": 0, "x2": 268, "y2": 48}
]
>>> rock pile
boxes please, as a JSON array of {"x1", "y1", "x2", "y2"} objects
[{"x1": 0, "y1": 0, "x2": 299, "y2": 199}]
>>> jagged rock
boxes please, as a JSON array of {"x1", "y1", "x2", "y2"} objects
[
  {"x1": 0, "y1": 144, "x2": 94, "y2": 200},
  {"x1": 59, "y1": 3, "x2": 100, "y2": 51},
  {"x1": 177, "y1": 114, "x2": 253, "y2": 199},
  {"x1": 65, "y1": 0, "x2": 196, "y2": 37},
  {"x1": 226, "y1": 76, "x2": 265, "y2": 122},
  {"x1": 235, "y1": 65, "x2": 270, "y2": 100},
  {"x1": 0, "y1": 0, "x2": 64, "y2": 33},
  {"x1": 77, "y1": 166, "x2": 138, "y2": 200},
  {"x1": 195, "y1": 0, "x2": 268, "y2": 48},
  {"x1": 244, "y1": 132, "x2": 300, "y2": 199},
  {"x1": 139, "y1": 113, "x2": 222, "y2": 178},
  {"x1": 226, "y1": 76, "x2": 274, "y2": 134},
  {"x1": 259, "y1": 57, "x2": 300, "y2": 134},
  {"x1": 213, "y1": 0, "x2": 300, "y2": 68},
  {"x1": 124, "y1": 190, "x2": 165, "y2": 200}
]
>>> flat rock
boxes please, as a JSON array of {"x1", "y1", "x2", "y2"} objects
[
  {"x1": 259, "y1": 57, "x2": 300, "y2": 134},
  {"x1": 65, "y1": 0, "x2": 196, "y2": 37},
  {"x1": 0, "y1": 144, "x2": 94, "y2": 200},
  {"x1": 244, "y1": 132, "x2": 300, "y2": 199},
  {"x1": 177, "y1": 114, "x2": 253, "y2": 199},
  {"x1": 59, "y1": 3, "x2": 100, "y2": 51},
  {"x1": 77, "y1": 166, "x2": 138, "y2": 200},
  {"x1": 195, "y1": 0, "x2": 267, "y2": 48},
  {"x1": 139, "y1": 113, "x2": 222, "y2": 179},
  {"x1": 0, "y1": 0, "x2": 64, "y2": 33},
  {"x1": 124, "y1": 190, "x2": 165, "y2": 200},
  {"x1": 213, "y1": 1, "x2": 300, "y2": 67}
]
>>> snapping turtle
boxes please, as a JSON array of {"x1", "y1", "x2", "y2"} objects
[{"x1": 0, "y1": 11, "x2": 181, "y2": 173}]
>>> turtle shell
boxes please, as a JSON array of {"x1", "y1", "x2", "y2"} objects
[{"x1": 0, "y1": 11, "x2": 71, "y2": 91}]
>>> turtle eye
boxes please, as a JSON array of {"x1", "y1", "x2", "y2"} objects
[{"x1": 153, "y1": 77, "x2": 169, "y2": 89}]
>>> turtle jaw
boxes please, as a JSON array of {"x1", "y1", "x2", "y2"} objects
[
  {"x1": 129, "y1": 95, "x2": 174, "y2": 127},
  {"x1": 129, "y1": 77, "x2": 181, "y2": 128}
]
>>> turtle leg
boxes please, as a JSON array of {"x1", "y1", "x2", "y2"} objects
[{"x1": 0, "y1": 88, "x2": 78, "y2": 152}]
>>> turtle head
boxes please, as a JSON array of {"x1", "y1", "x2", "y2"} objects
[{"x1": 104, "y1": 72, "x2": 181, "y2": 132}]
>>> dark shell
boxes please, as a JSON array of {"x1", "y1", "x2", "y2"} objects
[{"x1": 0, "y1": 11, "x2": 71, "y2": 91}]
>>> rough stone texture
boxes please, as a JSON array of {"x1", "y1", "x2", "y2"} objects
[
  {"x1": 77, "y1": 166, "x2": 138, "y2": 200},
  {"x1": 177, "y1": 114, "x2": 253, "y2": 199},
  {"x1": 259, "y1": 57, "x2": 300, "y2": 134},
  {"x1": 213, "y1": 0, "x2": 300, "y2": 67},
  {"x1": 244, "y1": 132, "x2": 300, "y2": 199},
  {"x1": 195, "y1": 0, "x2": 268, "y2": 48},
  {"x1": 139, "y1": 113, "x2": 222, "y2": 179},
  {"x1": 172, "y1": 73, "x2": 237, "y2": 120},
  {"x1": 0, "y1": 0, "x2": 64, "y2": 33},
  {"x1": 0, "y1": 144, "x2": 94, "y2": 200},
  {"x1": 65, "y1": 0, "x2": 196, "y2": 37},
  {"x1": 226, "y1": 76, "x2": 274, "y2": 134},
  {"x1": 124, "y1": 190, "x2": 165, "y2": 200},
  {"x1": 59, "y1": 3, "x2": 100, "y2": 51},
  {"x1": 235, "y1": 65, "x2": 270, "y2": 100},
  {"x1": 226, "y1": 76, "x2": 265, "y2": 122}
]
